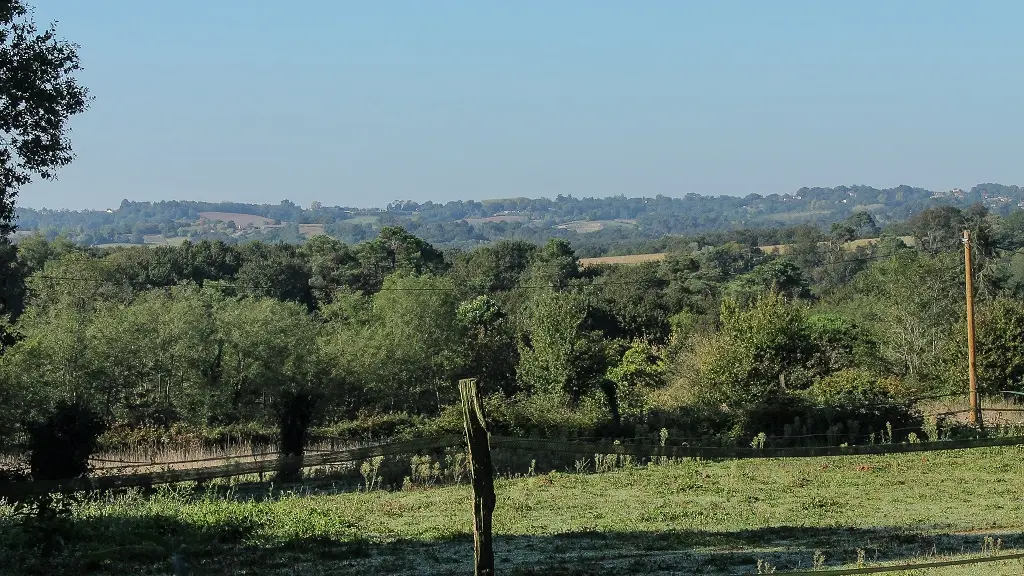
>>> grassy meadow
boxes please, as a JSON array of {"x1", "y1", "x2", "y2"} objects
[
  {"x1": 3, "y1": 445, "x2": 1024, "y2": 575},
  {"x1": 579, "y1": 235, "x2": 918, "y2": 266}
]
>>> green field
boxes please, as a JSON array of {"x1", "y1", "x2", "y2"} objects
[
  {"x1": 3, "y1": 446, "x2": 1023, "y2": 575},
  {"x1": 346, "y1": 215, "x2": 380, "y2": 225},
  {"x1": 557, "y1": 219, "x2": 639, "y2": 234}
]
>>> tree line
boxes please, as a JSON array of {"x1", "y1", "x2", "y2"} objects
[
  {"x1": 5, "y1": 204, "x2": 1024, "y2": 479},
  {"x1": 14, "y1": 183, "x2": 1024, "y2": 251}
]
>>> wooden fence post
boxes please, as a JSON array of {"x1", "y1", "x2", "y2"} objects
[{"x1": 459, "y1": 378, "x2": 495, "y2": 576}]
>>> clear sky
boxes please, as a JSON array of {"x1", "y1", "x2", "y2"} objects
[{"x1": 20, "y1": 0, "x2": 1024, "y2": 210}]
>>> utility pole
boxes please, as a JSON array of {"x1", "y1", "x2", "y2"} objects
[{"x1": 963, "y1": 230, "x2": 981, "y2": 426}]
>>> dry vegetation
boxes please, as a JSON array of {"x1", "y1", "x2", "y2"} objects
[
  {"x1": 558, "y1": 219, "x2": 638, "y2": 234},
  {"x1": 463, "y1": 215, "x2": 530, "y2": 225},
  {"x1": 760, "y1": 235, "x2": 917, "y2": 255},
  {"x1": 86, "y1": 439, "x2": 356, "y2": 476},
  {"x1": 299, "y1": 224, "x2": 326, "y2": 238},
  {"x1": 580, "y1": 252, "x2": 668, "y2": 266},
  {"x1": 581, "y1": 235, "x2": 918, "y2": 266},
  {"x1": 197, "y1": 212, "x2": 275, "y2": 228}
]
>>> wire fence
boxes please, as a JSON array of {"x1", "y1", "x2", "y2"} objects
[
  {"x1": 3, "y1": 432, "x2": 1023, "y2": 500},
  {"x1": 0, "y1": 391, "x2": 983, "y2": 475},
  {"x1": 85, "y1": 444, "x2": 353, "y2": 468},
  {"x1": 5, "y1": 421, "x2": 1024, "y2": 575},
  {"x1": 0, "y1": 390, "x2": 1013, "y2": 484},
  {"x1": 0, "y1": 435, "x2": 463, "y2": 499}
]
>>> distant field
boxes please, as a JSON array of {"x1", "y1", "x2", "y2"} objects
[
  {"x1": 582, "y1": 236, "x2": 917, "y2": 266},
  {"x1": 464, "y1": 214, "x2": 530, "y2": 225},
  {"x1": 768, "y1": 209, "x2": 835, "y2": 222},
  {"x1": 141, "y1": 235, "x2": 189, "y2": 246},
  {"x1": 581, "y1": 252, "x2": 667, "y2": 266},
  {"x1": 92, "y1": 242, "x2": 140, "y2": 249},
  {"x1": 7, "y1": 446, "x2": 1023, "y2": 575},
  {"x1": 198, "y1": 211, "x2": 274, "y2": 228},
  {"x1": 558, "y1": 220, "x2": 603, "y2": 233},
  {"x1": 558, "y1": 219, "x2": 638, "y2": 234},
  {"x1": 760, "y1": 235, "x2": 917, "y2": 254},
  {"x1": 855, "y1": 203, "x2": 886, "y2": 212},
  {"x1": 849, "y1": 235, "x2": 917, "y2": 248},
  {"x1": 299, "y1": 224, "x2": 326, "y2": 237},
  {"x1": 345, "y1": 215, "x2": 380, "y2": 225}
]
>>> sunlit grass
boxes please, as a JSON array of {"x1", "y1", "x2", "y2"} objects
[{"x1": 2, "y1": 445, "x2": 1024, "y2": 574}]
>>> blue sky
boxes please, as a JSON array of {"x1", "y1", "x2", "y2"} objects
[{"x1": 21, "y1": 0, "x2": 1024, "y2": 210}]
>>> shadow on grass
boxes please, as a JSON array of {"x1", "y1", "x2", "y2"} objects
[{"x1": 1, "y1": 510, "x2": 1022, "y2": 576}]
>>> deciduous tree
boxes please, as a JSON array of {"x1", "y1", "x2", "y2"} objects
[{"x1": 0, "y1": 0, "x2": 89, "y2": 240}]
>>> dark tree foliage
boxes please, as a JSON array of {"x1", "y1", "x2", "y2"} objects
[
  {"x1": 450, "y1": 239, "x2": 536, "y2": 295},
  {"x1": 275, "y1": 390, "x2": 315, "y2": 482},
  {"x1": 909, "y1": 205, "x2": 965, "y2": 254},
  {"x1": 588, "y1": 262, "x2": 671, "y2": 342},
  {"x1": 0, "y1": 0, "x2": 89, "y2": 240},
  {"x1": 27, "y1": 401, "x2": 105, "y2": 481},
  {"x1": 235, "y1": 242, "x2": 315, "y2": 309},
  {"x1": 355, "y1": 226, "x2": 447, "y2": 292},
  {"x1": 457, "y1": 295, "x2": 519, "y2": 396}
]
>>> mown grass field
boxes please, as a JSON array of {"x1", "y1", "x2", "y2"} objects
[
  {"x1": 464, "y1": 215, "x2": 530, "y2": 225},
  {"x1": 3, "y1": 445, "x2": 1024, "y2": 575},
  {"x1": 298, "y1": 223, "x2": 326, "y2": 238},
  {"x1": 197, "y1": 212, "x2": 275, "y2": 228},
  {"x1": 580, "y1": 236, "x2": 918, "y2": 266},
  {"x1": 580, "y1": 252, "x2": 669, "y2": 266},
  {"x1": 557, "y1": 219, "x2": 638, "y2": 234},
  {"x1": 345, "y1": 215, "x2": 381, "y2": 225}
]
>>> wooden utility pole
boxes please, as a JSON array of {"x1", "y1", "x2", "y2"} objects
[
  {"x1": 459, "y1": 379, "x2": 495, "y2": 576},
  {"x1": 964, "y1": 230, "x2": 981, "y2": 426}
]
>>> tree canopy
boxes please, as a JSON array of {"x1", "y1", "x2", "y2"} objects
[{"x1": 0, "y1": 0, "x2": 89, "y2": 240}]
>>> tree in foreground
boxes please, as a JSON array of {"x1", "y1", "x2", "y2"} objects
[
  {"x1": 0, "y1": 0, "x2": 89, "y2": 239},
  {"x1": 0, "y1": 1, "x2": 89, "y2": 326}
]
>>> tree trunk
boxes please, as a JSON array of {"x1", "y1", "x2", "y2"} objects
[{"x1": 276, "y1": 391, "x2": 313, "y2": 483}]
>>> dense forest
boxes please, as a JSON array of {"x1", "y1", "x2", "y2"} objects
[
  {"x1": 13, "y1": 183, "x2": 1024, "y2": 254},
  {"x1": 4, "y1": 201, "x2": 1024, "y2": 477}
]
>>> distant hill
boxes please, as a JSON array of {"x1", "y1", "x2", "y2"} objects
[{"x1": 12, "y1": 183, "x2": 1024, "y2": 252}]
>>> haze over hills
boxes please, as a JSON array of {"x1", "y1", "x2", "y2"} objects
[{"x1": 13, "y1": 182, "x2": 1023, "y2": 253}]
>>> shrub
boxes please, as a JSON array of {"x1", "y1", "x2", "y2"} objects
[
  {"x1": 664, "y1": 293, "x2": 812, "y2": 409},
  {"x1": 315, "y1": 412, "x2": 434, "y2": 442},
  {"x1": 275, "y1": 390, "x2": 316, "y2": 482},
  {"x1": 792, "y1": 369, "x2": 921, "y2": 445},
  {"x1": 606, "y1": 340, "x2": 665, "y2": 417},
  {"x1": 27, "y1": 401, "x2": 105, "y2": 481},
  {"x1": 481, "y1": 392, "x2": 616, "y2": 439},
  {"x1": 639, "y1": 403, "x2": 734, "y2": 446},
  {"x1": 517, "y1": 290, "x2": 609, "y2": 404},
  {"x1": 805, "y1": 314, "x2": 879, "y2": 376},
  {"x1": 976, "y1": 298, "x2": 1024, "y2": 394}
]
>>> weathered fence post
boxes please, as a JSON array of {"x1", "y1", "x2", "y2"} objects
[{"x1": 459, "y1": 378, "x2": 495, "y2": 576}]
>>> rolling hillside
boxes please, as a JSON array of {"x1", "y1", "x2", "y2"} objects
[{"x1": 11, "y1": 182, "x2": 1021, "y2": 249}]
